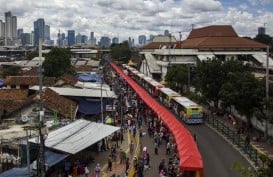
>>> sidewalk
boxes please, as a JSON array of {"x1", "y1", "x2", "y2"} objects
[
  {"x1": 86, "y1": 131, "x2": 131, "y2": 177},
  {"x1": 205, "y1": 108, "x2": 273, "y2": 160}
]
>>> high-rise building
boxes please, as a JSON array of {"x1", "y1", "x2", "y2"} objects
[
  {"x1": 112, "y1": 37, "x2": 119, "y2": 44},
  {"x1": 12, "y1": 16, "x2": 17, "y2": 38},
  {"x1": 34, "y1": 18, "x2": 45, "y2": 46},
  {"x1": 90, "y1": 32, "x2": 96, "y2": 46},
  {"x1": 76, "y1": 33, "x2": 82, "y2": 44},
  {"x1": 44, "y1": 25, "x2": 50, "y2": 40},
  {"x1": 138, "y1": 35, "x2": 146, "y2": 45},
  {"x1": 258, "y1": 27, "x2": 266, "y2": 35},
  {"x1": 81, "y1": 35, "x2": 88, "y2": 44},
  {"x1": 99, "y1": 36, "x2": 111, "y2": 48},
  {"x1": 0, "y1": 20, "x2": 5, "y2": 38},
  {"x1": 67, "y1": 30, "x2": 75, "y2": 46},
  {"x1": 21, "y1": 33, "x2": 31, "y2": 46},
  {"x1": 164, "y1": 30, "x2": 169, "y2": 36},
  {"x1": 17, "y1": 28, "x2": 23, "y2": 39}
]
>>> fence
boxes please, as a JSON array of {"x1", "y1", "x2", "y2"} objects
[{"x1": 205, "y1": 115, "x2": 259, "y2": 166}]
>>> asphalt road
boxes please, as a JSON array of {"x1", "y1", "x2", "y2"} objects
[{"x1": 184, "y1": 124, "x2": 253, "y2": 177}]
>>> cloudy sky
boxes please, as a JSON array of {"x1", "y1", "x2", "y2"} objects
[{"x1": 0, "y1": 0, "x2": 273, "y2": 44}]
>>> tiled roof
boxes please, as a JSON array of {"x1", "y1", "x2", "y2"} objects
[
  {"x1": 187, "y1": 25, "x2": 238, "y2": 39},
  {"x1": 43, "y1": 88, "x2": 78, "y2": 119},
  {"x1": 23, "y1": 67, "x2": 39, "y2": 76},
  {"x1": 59, "y1": 74, "x2": 78, "y2": 86},
  {"x1": 0, "y1": 89, "x2": 34, "y2": 116},
  {"x1": 75, "y1": 65, "x2": 92, "y2": 72},
  {"x1": 4, "y1": 76, "x2": 56, "y2": 86},
  {"x1": 178, "y1": 25, "x2": 267, "y2": 49},
  {"x1": 0, "y1": 89, "x2": 28, "y2": 100}
]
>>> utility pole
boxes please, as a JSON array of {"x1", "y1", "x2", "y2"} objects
[
  {"x1": 38, "y1": 39, "x2": 46, "y2": 177},
  {"x1": 25, "y1": 128, "x2": 30, "y2": 177},
  {"x1": 101, "y1": 73, "x2": 104, "y2": 124},
  {"x1": 265, "y1": 46, "x2": 269, "y2": 139}
]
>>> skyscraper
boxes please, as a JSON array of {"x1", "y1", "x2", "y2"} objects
[
  {"x1": 258, "y1": 27, "x2": 266, "y2": 35},
  {"x1": 138, "y1": 35, "x2": 146, "y2": 45},
  {"x1": 34, "y1": 18, "x2": 45, "y2": 46},
  {"x1": 99, "y1": 36, "x2": 111, "y2": 48},
  {"x1": 4, "y1": 11, "x2": 17, "y2": 40},
  {"x1": 67, "y1": 30, "x2": 75, "y2": 46},
  {"x1": 90, "y1": 32, "x2": 96, "y2": 46},
  {"x1": 17, "y1": 28, "x2": 23, "y2": 39},
  {"x1": 44, "y1": 25, "x2": 50, "y2": 40},
  {"x1": 112, "y1": 37, "x2": 119, "y2": 44},
  {"x1": 0, "y1": 20, "x2": 5, "y2": 38},
  {"x1": 21, "y1": 33, "x2": 31, "y2": 46},
  {"x1": 76, "y1": 33, "x2": 82, "y2": 44}
]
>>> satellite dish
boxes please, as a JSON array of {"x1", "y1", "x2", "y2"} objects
[{"x1": 21, "y1": 115, "x2": 29, "y2": 122}]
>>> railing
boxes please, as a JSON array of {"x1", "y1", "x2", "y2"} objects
[
  {"x1": 205, "y1": 115, "x2": 259, "y2": 166},
  {"x1": 127, "y1": 131, "x2": 141, "y2": 177}
]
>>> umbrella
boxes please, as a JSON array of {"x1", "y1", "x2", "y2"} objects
[{"x1": 105, "y1": 116, "x2": 114, "y2": 124}]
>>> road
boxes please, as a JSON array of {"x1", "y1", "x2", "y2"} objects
[{"x1": 185, "y1": 124, "x2": 252, "y2": 177}]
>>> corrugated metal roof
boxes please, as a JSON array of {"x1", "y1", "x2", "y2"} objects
[
  {"x1": 29, "y1": 119, "x2": 120, "y2": 154},
  {"x1": 30, "y1": 86, "x2": 117, "y2": 98}
]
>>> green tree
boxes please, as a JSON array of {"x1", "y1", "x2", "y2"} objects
[
  {"x1": 26, "y1": 50, "x2": 39, "y2": 60},
  {"x1": 254, "y1": 34, "x2": 273, "y2": 46},
  {"x1": 196, "y1": 59, "x2": 225, "y2": 107},
  {"x1": 110, "y1": 41, "x2": 132, "y2": 63},
  {"x1": 165, "y1": 64, "x2": 188, "y2": 90},
  {"x1": 42, "y1": 48, "x2": 74, "y2": 77},
  {"x1": 221, "y1": 72, "x2": 263, "y2": 126},
  {"x1": 1, "y1": 66, "x2": 21, "y2": 78},
  {"x1": 232, "y1": 162, "x2": 254, "y2": 177}
]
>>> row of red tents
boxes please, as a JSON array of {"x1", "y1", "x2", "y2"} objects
[{"x1": 110, "y1": 62, "x2": 203, "y2": 175}]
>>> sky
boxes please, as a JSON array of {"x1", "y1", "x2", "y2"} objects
[{"x1": 0, "y1": 0, "x2": 273, "y2": 44}]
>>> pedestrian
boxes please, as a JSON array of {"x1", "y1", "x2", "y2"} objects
[
  {"x1": 154, "y1": 142, "x2": 158, "y2": 155},
  {"x1": 84, "y1": 165, "x2": 89, "y2": 177},
  {"x1": 94, "y1": 163, "x2": 101, "y2": 177},
  {"x1": 166, "y1": 142, "x2": 171, "y2": 155},
  {"x1": 125, "y1": 157, "x2": 130, "y2": 172},
  {"x1": 129, "y1": 140, "x2": 134, "y2": 154},
  {"x1": 119, "y1": 149, "x2": 123, "y2": 164},
  {"x1": 120, "y1": 131, "x2": 124, "y2": 144},
  {"x1": 107, "y1": 155, "x2": 112, "y2": 171}
]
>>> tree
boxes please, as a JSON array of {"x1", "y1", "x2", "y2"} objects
[
  {"x1": 110, "y1": 41, "x2": 132, "y2": 63},
  {"x1": 232, "y1": 162, "x2": 254, "y2": 177},
  {"x1": 1, "y1": 65, "x2": 21, "y2": 78},
  {"x1": 165, "y1": 65, "x2": 188, "y2": 90},
  {"x1": 220, "y1": 72, "x2": 263, "y2": 126},
  {"x1": 196, "y1": 59, "x2": 225, "y2": 107},
  {"x1": 42, "y1": 48, "x2": 74, "y2": 77},
  {"x1": 26, "y1": 50, "x2": 39, "y2": 60}
]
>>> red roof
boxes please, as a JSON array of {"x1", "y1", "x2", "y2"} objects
[
  {"x1": 178, "y1": 25, "x2": 267, "y2": 49},
  {"x1": 111, "y1": 62, "x2": 203, "y2": 174}
]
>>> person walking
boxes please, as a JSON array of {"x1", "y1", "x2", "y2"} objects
[
  {"x1": 94, "y1": 163, "x2": 101, "y2": 177},
  {"x1": 107, "y1": 155, "x2": 112, "y2": 171}
]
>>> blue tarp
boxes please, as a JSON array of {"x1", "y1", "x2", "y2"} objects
[
  {"x1": 0, "y1": 151, "x2": 68, "y2": 177},
  {"x1": 77, "y1": 98, "x2": 113, "y2": 115},
  {"x1": 0, "y1": 78, "x2": 4, "y2": 87},
  {"x1": 77, "y1": 73, "x2": 102, "y2": 82}
]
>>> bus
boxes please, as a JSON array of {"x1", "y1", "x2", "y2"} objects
[
  {"x1": 158, "y1": 87, "x2": 180, "y2": 108},
  {"x1": 144, "y1": 77, "x2": 164, "y2": 97},
  {"x1": 171, "y1": 96, "x2": 203, "y2": 124}
]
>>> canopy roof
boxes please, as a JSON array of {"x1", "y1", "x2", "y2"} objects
[
  {"x1": 111, "y1": 62, "x2": 203, "y2": 173},
  {"x1": 29, "y1": 119, "x2": 120, "y2": 154}
]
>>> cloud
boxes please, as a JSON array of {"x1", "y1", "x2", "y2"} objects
[{"x1": 0, "y1": 0, "x2": 272, "y2": 43}]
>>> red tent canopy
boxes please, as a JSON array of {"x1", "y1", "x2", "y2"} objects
[{"x1": 110, "y1": 62, "x2": 203, "y2": 174}]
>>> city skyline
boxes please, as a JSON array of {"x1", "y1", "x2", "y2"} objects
[{"x1": 0, "y1": 0, "x2": 272, "y2": 43}]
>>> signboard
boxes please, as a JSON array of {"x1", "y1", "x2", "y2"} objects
[{"x1": 106, "y1": 105, "x2": 116, "y2": 111}]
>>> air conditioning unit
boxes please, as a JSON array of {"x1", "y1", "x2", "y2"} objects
[{"x1": 21, "y1": 115, "x2": 29, "y2": 123}]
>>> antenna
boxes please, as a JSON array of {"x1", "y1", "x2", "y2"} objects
[{"x1": 191, "y1": 24, "x2": 195, "y2": 31}]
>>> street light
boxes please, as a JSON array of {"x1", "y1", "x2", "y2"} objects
[{"x1": 179, "y1": 32, "x2": 182, "y2": 49}]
